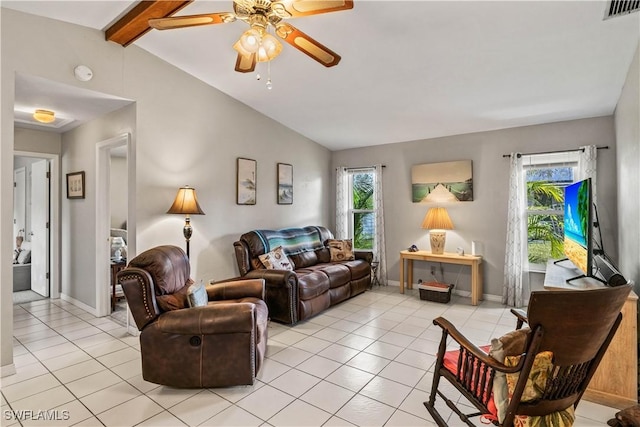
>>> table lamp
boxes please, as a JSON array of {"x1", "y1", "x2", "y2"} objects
[
  {"x1": 421, "y1": 207, "x2": 454, "y2": 255},
  {"x1": 167, "y1": 186, "x2": 205, "y2": 258}
]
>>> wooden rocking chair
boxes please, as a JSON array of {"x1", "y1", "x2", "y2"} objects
[{"x1": 424, "y1": 285, "x2": 632, "y2": 426}]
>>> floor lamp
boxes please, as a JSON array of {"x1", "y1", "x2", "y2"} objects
[{"x1": 167, "y1": 186, "x2": 205, "y2": 258}]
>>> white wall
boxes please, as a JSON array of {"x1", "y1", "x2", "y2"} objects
[
  {"x1": 61, "y1": 104, "x2": 136, "y2": 306},
  {"x1": 2, "y1": 9, "x2": 331, "y2": 370},
  {"x1": 614, "y1": 44, "x2": 640, "y2": 292},
  {"x1": 14, "y1": 127, "x2": 62, "y2": 154},
  {"x1": 331, "y1": 116, "x2": 618, "y2": 299}
]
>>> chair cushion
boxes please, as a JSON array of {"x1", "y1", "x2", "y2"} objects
[
  {"x1": 442, "y1": 345, "x2": 497, "y2": 420},
  {"x1": 259, "y1": 246, "x2": 294, "y2": 271},
  {"x1": 156, "y1": 284, "x2": 190, "y2": 312}
]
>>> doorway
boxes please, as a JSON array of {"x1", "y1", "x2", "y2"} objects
[
  {"x1": 95, "y1": 133, "x2": 134, "y2": 324},
  {"x1": 12, "y1": 152, "x2": 61, "y2": 304}
]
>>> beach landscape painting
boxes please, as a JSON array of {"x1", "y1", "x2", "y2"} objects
[
  {"x1": 277, "y1": 163, "x2": 293, "y2": 205},
  {"x1": 237, "y1": 157, "x2": 257, "y2": 205},
  {"x1": 411, "y1": 160, "x2": 473, "y2": 202}
]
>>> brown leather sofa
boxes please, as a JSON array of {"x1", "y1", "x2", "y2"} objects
[
  {"x1": 233, "y1": 226, "x2": 372, "y2": 324},
  {"x1": 118, "y1": 245, "x2": 268, "y2": 388}
]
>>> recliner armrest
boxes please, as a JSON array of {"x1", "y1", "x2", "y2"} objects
[
  {"x1": 207, "y1": 278, "x2": 265, "y2": 301},
  {"x1": 157, "y1": 303, "x2": 256, "y2": 335}
]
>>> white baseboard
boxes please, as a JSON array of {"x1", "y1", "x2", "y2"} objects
[
  {"x1": 1, "y1": 363, "x2": 16, "y2": 377},
  {"x1": 379, "y1": 280, "x2": 502, "y2": 303},
  {"x1": 60, "y1": 293, "x2": 99, "y2": 317}
]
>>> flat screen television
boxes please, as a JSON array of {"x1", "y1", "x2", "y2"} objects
[{"x1": 562, "y1": 178, "x2": 593, "y2": 281}]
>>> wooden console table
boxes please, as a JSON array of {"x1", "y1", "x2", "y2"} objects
[
  {"x1": 545, "y1": 260, "x2": 638, "y2": 409},
  {"x1": 399, "y1": 250, "x2": 483, "y2": 305}
]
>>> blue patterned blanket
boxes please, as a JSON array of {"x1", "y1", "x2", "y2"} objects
[{"x1": 255, "y1": 226, "x2": 324, "y2": 255}]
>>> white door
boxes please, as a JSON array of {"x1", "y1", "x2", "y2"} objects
[
  {"x1": 13, "y1": 167, "x2": 26, "y2": 241},
  {"x1": 30, "y1": 160, "x2": 49, "y2": 297}
]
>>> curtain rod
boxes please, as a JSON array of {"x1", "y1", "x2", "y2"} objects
[
  {"x1": 336, "y1": 165, "x2": 386, "y2": 170},
  {"x1": 502, "y1": 145, "x2": 609, "y2": 158}
]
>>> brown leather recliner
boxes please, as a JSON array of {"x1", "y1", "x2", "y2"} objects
[{"x1": 117, "y1": 245, "x2": 268, "y2": 388}]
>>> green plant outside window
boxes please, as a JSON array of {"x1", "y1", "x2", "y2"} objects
[{"x1": 351, "y1": 172, "x2": 375, "y2": 250}]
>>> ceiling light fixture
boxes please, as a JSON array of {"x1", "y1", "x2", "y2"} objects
[
  {"x1": 33, "y1": 109, "x2": 55, "y2": 124},
  {"x1": 232, "y1": 15, "x2": 282, "y2": 90},
  {"x1": 147, "y1": 0, "x2": 352, "y2": 90}
]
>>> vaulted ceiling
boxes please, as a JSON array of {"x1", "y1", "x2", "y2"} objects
[{"x1": 5, "y1": 1, "x2": 639, "y2": 150}]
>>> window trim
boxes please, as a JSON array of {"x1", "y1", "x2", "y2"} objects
[{"x1": 346, "y1": 168, "x2": 376, "y2": 252}]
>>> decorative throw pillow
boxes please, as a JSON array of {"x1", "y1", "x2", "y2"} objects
[
  {"x1": 259, "y1": 246, "x2": 294, "y2": 271},
  {"x1": 505, "y1": 351, "x2": 553, "y2": 402},
  {"x1": 327, "y1": 239, "x2": 355, "y2": 262},
  {"x1": 17, "y1": 249, "x2": 31, "y2": 265},
  {"x1": 187, "y1": 282, "x2": 208, "y2": 308},
  {"x1": 489, "y1": 328, "x2": 529, "y2": 423},
  {"x1": 504, "y1": 351, "x2": 575, "y2": 427}
]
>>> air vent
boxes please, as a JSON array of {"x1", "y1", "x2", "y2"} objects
[{"x1": 604, "y1": 0, "x2": 640, "y2": 19}]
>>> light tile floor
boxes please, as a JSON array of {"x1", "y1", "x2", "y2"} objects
[{"x1": 2, "y1": 286, "x2": 619, "y2": 426}]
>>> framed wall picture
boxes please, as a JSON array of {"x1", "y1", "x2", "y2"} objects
[
  {"x1": 411, "y1": 160, "x2": 473, "y2": 202},
  {"x1": 277, "y1": 163, "x2": 293, "y2": 205},
  {"x1": 66, "y1": 171, "x2": 85, "y2": 199},
  {"x1": 237, "y1": 158, "x2": 257, "y2": 205}
]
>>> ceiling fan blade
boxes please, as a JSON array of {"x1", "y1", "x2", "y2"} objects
[
  {"x1": 235, "y1": 52, "x2": 257, "y2": 73},
  {"x1": 149, "y1": 12, "x2": 236, "y2": 30},
  {"x1": 276, "y1": 23, "x2": 341, "y2": 67},
  {"x1": 273, "y1": 0, "x2": 353, "y2": 18}
]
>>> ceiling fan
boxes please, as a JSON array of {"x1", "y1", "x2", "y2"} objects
[{"x1": 148, "y1": 0, "x2": 353, "y2": 73}]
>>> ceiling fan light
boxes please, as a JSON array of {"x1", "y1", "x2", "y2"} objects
[
  {"x1": 239, "y1": 28, "x2": 262, "y2": 53},
  {"x1": 257, "y1": 34, "x2": 282, "y2": 62},
  {"x1": 33, "y1": 109, "x2": 55, "y2": 123}
]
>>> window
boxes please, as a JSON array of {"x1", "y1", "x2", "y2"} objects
[
  {"x1": 524, "y1": 152, "x2": 578, "y2": 269},
  {"x1": 347, "y1": 168, "x2": 375, "y2": 250}
]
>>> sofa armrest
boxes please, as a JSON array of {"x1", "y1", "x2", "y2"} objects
[
  {"x1": 355, "y1": 251, "x2": 373, "y2": 264},
  {"x1": 207, "y1": 278, "x2": 265, "y2": 301},
  {"x1": 244, "y1": 269, "x2": 296, "y2": 284},
  {"x1": 245, "y1": 269, "x2": 299, "y2": 324},
  {"x1": 157, "y1": 303, "x2": 256, "y2": 335}
]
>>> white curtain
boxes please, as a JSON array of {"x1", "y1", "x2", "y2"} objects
[
  {"x1": 577, "y1": 145, "x2": 597, "y2": 204},
  {"x1": 503, "y1": 153, "x2": 529, "y2": 307},
  {"x1": 335, "y1": 167, "x2": 348, "y2": 239},
  {"x1": 373, "y1": 165, "x2": 387, "y2": 285}
]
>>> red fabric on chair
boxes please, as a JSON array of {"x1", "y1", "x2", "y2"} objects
[{"x1": 442, "y1": 345, "x2": 498, "y2": 421}]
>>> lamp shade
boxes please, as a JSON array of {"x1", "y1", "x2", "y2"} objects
[
  {"x1": 167, "y1": 186, "x2": 205, "y2": 215},
  {"x1": 421, "y1": 207, "x2": 454, "y2": 230}
]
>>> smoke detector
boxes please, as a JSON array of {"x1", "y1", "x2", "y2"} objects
[{"x1": 74, "y1": 65, "x2": 93, "y2": 82}]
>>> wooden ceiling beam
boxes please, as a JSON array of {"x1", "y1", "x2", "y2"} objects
[{"x1": 106, "y1": 0, "x2": 192, "y2": 47}]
